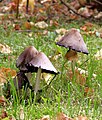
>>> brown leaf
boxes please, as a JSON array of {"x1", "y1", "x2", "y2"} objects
[
  {"x1": 0, "y1": 110, "x2": 8, "y2": 119},
  {"x1": 84, "y1": 87, "x2": 94, "y2": 97},
  {"x1": 94, "y1": 49, "x2": 102, "y2": 60},
  {"x1": 40, "y1": 115, "x2": 50, "y2": 120},
  {"x1": 0, "y1": 72, "x2": 6, "y2": 84},
  {"x1": 57, "y1": 113, "x2": 73, "y2": 120},
  {"x1": 0, "y1": 67, "x2": 17, "y2": 78},
  {"x1": 67, "y1": 69, "x2": 86, "y2": 86},
  {"x1": 0, "y1": 43, "x2": 12, "y2": 54},
  {"x1": 14, "y1": 24, "x2": 21, "y2": 30},
  {"x1": 74, "y1": 116, "x2": 88, "y2": 120},
  {"x1": 0, "y1": 96, "x2": 6, "y2": 106},
  {"x1": 24, "y1": 21, "x2": 32, "y2": 30}
]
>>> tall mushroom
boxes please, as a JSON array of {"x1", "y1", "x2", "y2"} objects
[
  {"x1": 16, "y1": 46, "x2": 38, "y2": 91},
  {"x1": 26, "y1": 52, "x2": 58, "y2": 93},
  {"x1": 56, "y1": 28, "x2": 89, "y2": 75}
]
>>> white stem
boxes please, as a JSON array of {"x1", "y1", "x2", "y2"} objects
[{"x1": 34, "y1": 67, "x2": 42, "y2": 93}]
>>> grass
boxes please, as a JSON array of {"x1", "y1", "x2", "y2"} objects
[{"x1": 0, "y1": 19, "x2": 102, "y2": 120}]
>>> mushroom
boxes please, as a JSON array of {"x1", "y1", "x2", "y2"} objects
[
  {"x1": 16, "y1": 46, "x2": 38, "y2": 91},
  {"x1": 56, "y1": 28, "x2": 89, "y2": 75},
  {"x1": 26, "y1": 52, "x2": 58, "y2": 93},
  {"x1": 16, "y1": 46, "x2": 38, "y2": 72}
]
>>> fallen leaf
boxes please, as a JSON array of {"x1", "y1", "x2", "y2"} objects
[
  {"x1": 24, "y1": 21, "x2": 32, "y2": 30},
  {"x1": 0, "y1": 72, "x2": 7, "y2": 84},
  {"x1": 0, "y1": 110, "x2": 8, "y2": 119},
  {"x1": 13, "y1": 24, "x2": 21, "y2": 30},
  {"x1": 77, "y1": 67, "x2": 97, "y2": 78},
  {"x1": 40, "y1": 115, "x2": 50, "y2": 120},
  {"x1": 35, "y1": 21, "x2": 48, "y2": 29},
  {"x1": 55, "y1": 28, "x2": 68, "y2": 35},
  {"x1": 0, "y1": 96, "x2": 6, "y2": 106},
  {"x1": 80, "y1": 26, "x2": 87, "y2": 31},
  {"x1": 0, "y1": 67, "x2": 17, "y2": 79},
  {"x1": 50, "y1": 20, "x2": 59, "y2": 27},
  {"x1": 67, "y1": 69, "x2": 86, "y2": 86},
  {"x1": 94, "y1": 49, "x2": 102, "y2": 60},
  {"x1": 57, "y1": 113, "x2": 73, "y2": 120},
  {"x1": 74, "y1": 116, "x2": 88, "y2": 120},
  {"x1": 78, "y1": 7, "x2": 92, "y2": 18},
  {"x1": 84, "y1": 87, "x2": 94, "y2": 97},
  {"x1": 94, "y1": 12, "x2": 102, "y2": 19},
  {"x1": 0, "y1": 43, "x2": 12, "y2": 54}
]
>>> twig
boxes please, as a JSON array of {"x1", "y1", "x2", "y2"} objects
[
  {"x1": 93, "y1": 0, "x2": 102, "y2": 5},
  {"x1": 26, "y1": 0, "x2": 29, "y2": 14},
  {"x1": 16, "y1": 0, "x2": 19, "y2": 18},
  {"x1": 60, "y1": 0, "x2": 87, "y2": 18}
]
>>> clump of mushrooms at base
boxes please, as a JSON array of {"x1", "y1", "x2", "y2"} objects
[
  {"x1": 56, "y1": 28, "x2": 89, "y2": 76},
  {"x1": 16, "y1": 46, "x2": 58, "y2": 94},
  {"x1": 11, "y1": 28, "x2": 89, "y2": 100}
]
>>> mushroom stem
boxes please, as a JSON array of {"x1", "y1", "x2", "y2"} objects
[
  {"x1": 71, "y1": 60, "x2": 76, "y2": 78},
  {"x1": 34, "y1": 67, "x2": 42, "y2": 93}
]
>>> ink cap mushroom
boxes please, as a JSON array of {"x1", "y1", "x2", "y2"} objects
[
  {"x1": 16, "y1": 46, "x2": 38, "y2": 72},
  {"x1": 56, "y1": 28, "x2": 89, "y2": 61},
  {"x1": 26, "y1": 52, "x2": 58, "y2": 93},
  {"x1": 56, "y1": 28, "x2": 89, "y2": 75},
  {"x1": 15, "y1": 46, "x2": 38, "y2": 91}
]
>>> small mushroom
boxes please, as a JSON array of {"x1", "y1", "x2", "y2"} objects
[
  {"x1": 16, "y1": 46, "x2": 38, "y2": 72},
  {"x1": 56, "y1": 28, "x2": 89, "y2": 75},
  {"x1": 26, "y1": 52, "x2": 58, "y2": 93}
]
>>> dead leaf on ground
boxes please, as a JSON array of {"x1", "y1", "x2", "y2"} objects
[
  {"x1": 50, "y1": 20, "x2": 59, "y2": 27},
  {"x1": 0, "y1": 96, "x2": 6, "y2": 106},
  {"x1": 35, "y1": 21, "x2": 48, "y2": 29},
  {"x1": 0, "y1": 43, "x2": 12, "y2": 54},
  {"x1": 78, "y1": 7, "x2": 93, "y2": 18},
  {"x1": 94, "y1": 49, "x2": 102, "y2": 60},
  {"x1": 13, "y1": 24, "x2": 21, "y2": 30},
  {"x1": 24, "y1": 21, "x2": 32, "y2": 30},
  {"x1": 74, "y1": 116, "x2": 88, "y2": 120},
  {"x1": 0, "y1": 72, "x2": 7, "y2": 84},
  {"x1": 77, "y1": 67, "x2": 97, "y2": 78},
  {"x1": 57, "y1": 112, "x2": 73, "y2": 120},
  {"x1": 55, "y1": 28, "x2": 68, "y2": 35},
  {"x1": 0, "y1": 67, "x2": 17, "y2": 79},
  {"x1": 40, "y1": 115, "x2": 50, "y2": 120},
  {"x1": 84, "y1": 87, "x2": 94, "y2": 97},
  {"x1": 67, "y1": 69, "x2": 86, "y2": 86},
  {"x1": 0, "y1": 110, "x2": 8, "y2": 119},
  {"x1": 80, "y1": 22, "x2": 93, "y2": 32}
]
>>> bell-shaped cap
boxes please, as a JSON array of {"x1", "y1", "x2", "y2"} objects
[
  {"x1": 56, "y1": 28, "x2": 89, "y2": 54},
  {"x1": 26, "y1": 52, "x2": 58, "y2": 74},
  {"x1": 16, "y1": 46, "x2": 38, "y2": 72}
]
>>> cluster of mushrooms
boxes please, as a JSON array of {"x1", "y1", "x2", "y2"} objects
[{"x1": 14, "y1": 28, "x2": 89, "y2": 95}]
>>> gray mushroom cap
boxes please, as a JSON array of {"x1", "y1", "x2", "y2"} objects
[
  {"x1": 16, "y1": 46, "x2": 38, "y2": 72},
  {"x1": 56, "y1": 28, "x2": 89, "y2": 54},
  {"x1": 26, "y1": 52, "x2": 58, "y2": 74}
]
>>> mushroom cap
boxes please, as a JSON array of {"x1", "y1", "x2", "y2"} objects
[
  {"x1": 16, "y1": 46, "x2": 38, "y2": 72},
  {"x1": 56, "y1": 28, "x2": 89, "y2": 54},
  {"x1": 26, "y1": 52, "x2": 58, "y2": 74}
]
